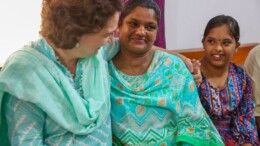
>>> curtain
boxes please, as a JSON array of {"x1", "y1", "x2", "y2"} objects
[{"x1": 154, "y1": 0, "x2": 166, "y2": 48}]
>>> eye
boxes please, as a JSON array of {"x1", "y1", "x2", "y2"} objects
[
  {"x1": 207, "y1": 38, "x2": 216, "y2": 45},
  {"x1": 146, "y1": 24, "x2": 157, "y2": 31},
  {"x1": 128, "y1": 21, "x2": 138, "y2": 28},
  {"x1": 104, "y1": 31, "x2": 114, "y2": 38},
  {"x1": 222, "y1": 40, "x2": 233, "y2": 46}
]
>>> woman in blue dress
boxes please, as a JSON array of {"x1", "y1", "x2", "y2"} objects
[{"x1": 198, "y1": 15, "x2": 259, "y2": 146}]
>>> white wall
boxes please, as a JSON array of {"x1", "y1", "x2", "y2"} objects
[
  {"x1": 1, "y1": 0, "x2": 260, "y2": 65},
  {"x1": 0, "y1": 0, "x2": 41, "y2": 65},
  {"x1": 165, "y1": 0, "x2": 260, "y2": 50}
]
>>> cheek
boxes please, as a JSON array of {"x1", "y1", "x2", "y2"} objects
[
  {"x1": 203, "y1": 46, "x2": 210, "y2": 53},
  {"x1": 94, "y1": 37, "x2": 108, "y2": 47},
  {"x1": 149, "y1": 32, "x2": 157, "y2": 42},
  {"x1": 229, "y1": 49, "x2": 237, "y2": 58}
]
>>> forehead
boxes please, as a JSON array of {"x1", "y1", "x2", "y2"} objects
[
  {"x1": 100, "y1": 11, "x2": 120, "y2": 34},
  {"x1": 125, "y1": 6, "x2": 158, "y2": 23},
  {"x1": 207, "y1": 25, "x2": 233, "y2": 39}
]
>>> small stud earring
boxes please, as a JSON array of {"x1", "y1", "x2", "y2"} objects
[{"x1": 74, "y1": 42, "x2": 80, "y2": 48}]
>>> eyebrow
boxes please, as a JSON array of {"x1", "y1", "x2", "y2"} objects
[
  {"x1": 129, "y1": 18, "x2": 139, "y2": 22},
  {"x1": 128, "y1": 18, "x2": 158, "y2": 26},
  {"x1": 207, "y1": 37, "x2": 232, "y2": 40}
]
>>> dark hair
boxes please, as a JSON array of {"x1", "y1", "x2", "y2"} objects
[
  {"x1": 119, "y1": 0, "x2": 161, "y2": 26},
  {"x1": 40, "y1": 0, "x2": 123, "y2": 49},
  {"x1": 202, "y1": 15, "x2": 240, "y2": 44}
]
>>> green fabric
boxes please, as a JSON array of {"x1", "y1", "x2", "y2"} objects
[
  {"x1": 0, "y1": 43, "x2": 110, "y2": 143},
  {"x1": 176, "y1": 135, "x2": 222, "y2": 146},
  {"x1": 109, "y1": 51, "x2": 224, "y2": 146}
]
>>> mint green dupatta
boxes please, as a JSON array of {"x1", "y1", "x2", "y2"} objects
[
  {"x1": 109, "y1": 51, "x2": 224, "y2": 146},
  {"x1": 0, "y1": 40, "x2": 110, "y2": 143}
]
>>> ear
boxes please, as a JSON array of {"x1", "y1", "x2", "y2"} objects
[
  {"x1": 235, "y1": 42, "x2": 240, "y2": 52},
  {"x1": 115, "y1": 27, "x2": 120, "y2": 36},
  {"x1": 201, "y1": 39, "x2": 206, "y2": 50},
  {"x1": 202, "y1": 42, "x2": 206, "y2": 50}
]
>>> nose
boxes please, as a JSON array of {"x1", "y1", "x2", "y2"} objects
[
  {"x1": 107, "y1": 35, "x2": 115, "y2": 44},
  {"x1": 136, "y1": 26, "x2": 145, "y2": 36},
  {"x1": 215, "y1": 43, "x2": 223, "y2": 51}
]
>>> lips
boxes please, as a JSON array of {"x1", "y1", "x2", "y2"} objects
[
  {"x1": 130, "y1": 37, "x2": 146, "y2": 44},
  {"x1": 212, "y1": 54, "x2": 224, "y2": 61}
]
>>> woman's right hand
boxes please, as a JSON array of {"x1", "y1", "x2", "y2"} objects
[{"x1": 191, "y1": 59, "x2": 202, "y2": 87}]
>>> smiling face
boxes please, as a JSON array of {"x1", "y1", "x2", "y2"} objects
[
  {"x1": 76, "y1": 11, "x2": 120, "y2": 58},
  {"x1": 202, "y1": 24, "x2": 239, "y2": 68},
  {"x1": 118, "y1": 6, "x2": 158, "y2": 55}
]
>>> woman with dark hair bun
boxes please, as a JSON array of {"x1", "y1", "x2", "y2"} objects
[{"x1": 0, "y1": 0, "x2": 122, "y2": 145}]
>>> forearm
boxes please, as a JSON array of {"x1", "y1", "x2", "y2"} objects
[
  {"x1": 152, "y1": 45, "x2": 202, "y2": 85},
  {"x1": 241, "y1": 143, "x2": 253, "y2": 146}
]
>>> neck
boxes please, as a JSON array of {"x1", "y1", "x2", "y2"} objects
[
  {"x1": 200, "y1": 57, "x2": 229, "y2": 77},
  {"x1": 113, "y1": 49, "x2": 154, "y2": 76},
  {"x1": 200, "y1": 57, "x2": 229, "y2": 89},
  {"x1": 56, "y1": 49, "x2": 78, "y2": 71},
  {"x1": 46, "y1": 39, "x2": 78, "y2": 75}
]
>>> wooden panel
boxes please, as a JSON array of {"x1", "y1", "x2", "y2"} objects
[
  {"x1": 0, "y1": 43, "x2": 258, "y2": 71},
  {"x1": 176, "y1": 43, "x2": 259, "y2": 65}
]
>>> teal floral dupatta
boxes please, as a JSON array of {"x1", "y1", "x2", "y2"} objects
[{"x1": 109, "y1": 51, "x2": 224, "y2": 146}]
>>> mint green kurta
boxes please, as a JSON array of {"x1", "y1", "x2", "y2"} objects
[{"x1": 0, "y1": 38, "x2": 117, "y2": 145}]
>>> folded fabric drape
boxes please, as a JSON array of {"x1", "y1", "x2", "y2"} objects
[{"x1": 0, "y1": 38, "x2": 111, "y2": 143}]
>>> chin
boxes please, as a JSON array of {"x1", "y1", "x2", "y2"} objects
[
  {"x1": 132, "y1": 46, "x2": 150, "y2": 52},
  {"x1": 211, "y1": 62, "x2": 227, "y2": 68}
]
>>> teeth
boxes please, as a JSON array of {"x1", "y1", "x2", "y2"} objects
[{"x1": 213, "y1": 55, "x2": 220, "y2": 58}]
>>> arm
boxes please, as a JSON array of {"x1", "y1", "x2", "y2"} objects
[
  {"x1": 244, "y1": 49, "x2": 260, "y2": 136},
  {"x1": 152, "y1": 45, "x2": 189, "y2": 67},
  {"x1": 232, "y1": 74, "x2": 258, "y2": 145},
  {"x1": 3, "y1": 94, "x2": 45, "y2": 146},
  {"x1": 152, "y1": 45, "x2": 202, "y2": 86},
  {"x1": 174, "y1": 59, "x2": 223, "y2": 145},
  {"x1": 103, "y1": 39, "x2": 120, "y2": 61}
]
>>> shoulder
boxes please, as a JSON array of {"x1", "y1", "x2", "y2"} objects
[
  {"x1": 0, "y1": 47, "x2": 50, "y2": 85},
  {"x1": 154, "y1": 50, "x2": 190, "y2": 76},
  {"x1": 248, "y1": 44, "x2": 260, "y2": 58},
  {"x1": 244, "y1": 45, "x2": 260, "y2": 70},
  {"x1": 4, "y1": 48, "x2": 43, "y2": 69},
  {"x1": 230, "y1": 63, "x2": 250, "y2": 81},
  {"x1": 230, "y1": 63, "x2": 245, "y2": 74},
  {"x1": 101, "y1": 38, "x2": 120, "y2": 59},
  {"x1": 155, "y1": 50, "x2": 184, "y2": 64}
]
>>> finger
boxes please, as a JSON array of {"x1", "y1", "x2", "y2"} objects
[
  {"x1": 192, "y1": 60, "x2": 201, "y2": 74},
  {"x1": 194, "y1": 75, "x2": 202, "y2": 87},
  {"x1": 184, "y1": 58, "x2": 194, "y2": 73}
]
